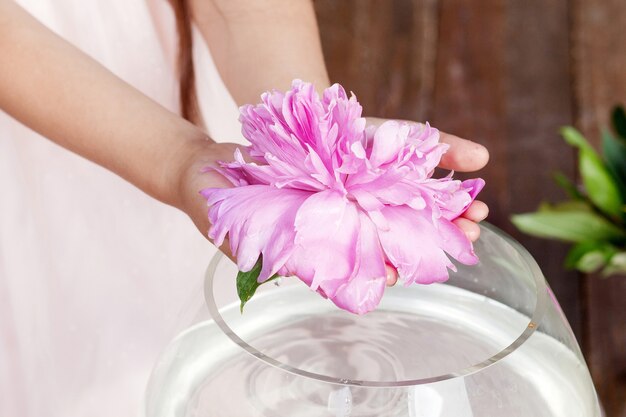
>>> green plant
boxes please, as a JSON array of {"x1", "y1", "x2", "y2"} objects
[{"x1": 512, "y1": 105, "x2": 626, "y2": 276}]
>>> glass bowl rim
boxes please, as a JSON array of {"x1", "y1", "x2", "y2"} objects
[{"x1": 204, "y1": 222, "x2": 549, "y2": 387}]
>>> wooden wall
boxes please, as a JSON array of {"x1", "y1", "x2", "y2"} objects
[{"x1": 314, "y1": 0, "x2": 626, "y2": 414}]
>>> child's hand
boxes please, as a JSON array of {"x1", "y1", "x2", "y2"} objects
[
  {"x1": 436, "y1": 131, "x2": 489, "y2": 238},
  {"x1": 175, "y1": 141, "x2": 242, "y2": 241}
]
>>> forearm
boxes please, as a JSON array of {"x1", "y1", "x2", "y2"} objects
[
  {"x1": 191, "y1": 0, "x2": 330, "y2": 105},
  {"x1": 0, "y1": 1, "x2": 207, "y2": 207}
]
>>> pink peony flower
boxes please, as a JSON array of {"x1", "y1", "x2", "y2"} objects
[{"x1": 202, "y1": 80, "x2": 484, "y2": 314}]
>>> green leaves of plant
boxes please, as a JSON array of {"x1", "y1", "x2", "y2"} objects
[
  {"x1": 511, "y1": 209, "x2": 625, "y2": 243},
  {"x1": 512, "y1": 105, "x2": 626, "y2": 277},
  {"x1": 236, "y1": 257, "x2": 279, "y2": 313},
  {"x1": 513, "y1": 202, "x2": 625, "y2": 274},
  {"x1": 564, "y1": 241, "x2": 617, "y2": 273},
  {"x1": 603, "y1": 252, "x2": 626, "y2": 276},
  {"x1": 561, "y1": 127, "x2": 623, "y2": 217},
  {"x1": 580, "y1": 149, "x2": 623, "y2": 216},
  {"x1": 561, "y1": 126, "x2": 593, "y2": 151}
]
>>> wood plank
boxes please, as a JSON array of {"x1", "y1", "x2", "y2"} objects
[
  {"x1": 431, "y1": 0, "x2": 510, "y2": 235},
  {"x1": 584, "y1": 276, "x2": 626, "y2": 416},
  {"x1": 573, "y1": 0, "x2": 626, "y2": 414},
  {"x1": 432, "y1": 0, "x2": 581, "y2": 336},
  {"x1": 502, "y1": 0, "x2": 581, "y2": 336},
  {"x1": 314, "y1": 0, "x2": 438, "y2": 120}
]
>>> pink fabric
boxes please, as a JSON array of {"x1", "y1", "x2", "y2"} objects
[{"x1": 0, "y1": 1, "x2": 243, "y2": 416}]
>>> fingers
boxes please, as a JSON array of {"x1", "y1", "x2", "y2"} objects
[
  {"x1": 438, "y1": 132, "x2": 489, "y2": 172},
  {"x1": 437, "y1": 132, "x2": 487, "y2": 241},
  {"x1": 461, "y1": 200, "x2": 489, "y2": 223},
  {"x1": 385, "y1": 264, "x2": 398, "y2": 287},
  {"x1": 453, "y1": 217, "x2": 481, "y2": 242}
]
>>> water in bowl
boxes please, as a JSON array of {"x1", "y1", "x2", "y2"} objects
[{"x1": 146, "y1": 283, "x2": 600, "y2": 417}]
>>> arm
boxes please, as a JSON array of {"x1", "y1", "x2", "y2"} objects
[
  {"x1": 0, "y1": 0, "x2": 221, "y2": 210},
  {"x1": 189, "y1": 0, "x2": 330, "y2": 105}
]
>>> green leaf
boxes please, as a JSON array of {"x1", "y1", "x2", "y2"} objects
[
  {"x1": 561, "y1": 126, "x2": 594, "y2": 152},
  {"x1": 564, "y1": 241, "x2": 616, "y2": 272},
  {"x1": 565, "y1": 241, "x2": 604, "y2": 269},
  {"x1": 579, "y1": 148, "x2": 623, "y2": 217},
  {"x1": 511, "y1": 210, "x2": 626, "y2": 243},
  {"x1": 236, "y1": 258, "x2": 279, "y2": 313},
  {"x1": 553, "y1": 172, "x2": 584, "y2": 200},
  {"x1": 576, "y1": 250, "x2": 608, "y2": 273},
  {"x1": 612, "y1": 105, "x2": 626, "y2": 140},
  {"x1": 560, "y1": 126, "x2": 622, "y2": 216},
  {"x1": 576, "y1": 252, "x2": 604, "y2": 272},
  {"x1": 601, "y1": 129, "x2": 626, "y2": 198},
  {"x1": 602, "y1": 252, "x2": 626, "y2": 277}
]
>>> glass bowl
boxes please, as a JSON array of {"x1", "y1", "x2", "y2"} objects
[{"x1": 145, "y1": 223, "x2": 602, "y2": 417}]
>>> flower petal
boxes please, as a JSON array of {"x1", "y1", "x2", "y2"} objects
[
  {"x1": 436, "y1": 217, "x2": 479, "y2": 265},
  {"x1": 464, "y1": 178, "x2": 486, "y2": 200},
  {"x1": 378, "y1": 206, "x2": 465, "y2": 285},
  {"x1": 328, "y1": 212, "x2": 387, "y2": 314},
  {"x1": 369, "y1": 121, "x2": 409, "y2": 167},
  {"x1": 201, "y1": 185, "x2": 310, "y2": 280},
  {"x1": 285, "y1": 190, "x2": 360, "y2": 291},
  {"x1": 406, "y1": 123, "x2": 448, "y2": 175},
  {"x1": 420, "y1": 177, "x2": 486, "y2": 220},
  {"x1": 322, "y1": 83, "x2": 365, "y2": 160},
  {"x1": 239, "y1": 101, "x2": 309, "y2": 168}
]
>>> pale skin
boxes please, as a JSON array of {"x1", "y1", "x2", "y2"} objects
[{"x1": 0, "y1": 0, "x2": 489, "y2": 286}]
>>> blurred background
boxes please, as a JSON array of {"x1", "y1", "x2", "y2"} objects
[{"x1": 311, "y1": 0, "x2": 625, "y2": 414}]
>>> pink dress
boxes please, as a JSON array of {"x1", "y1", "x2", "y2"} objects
[{"x1": 0, "y1": 1, "x2": 244, "y2": 415}]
